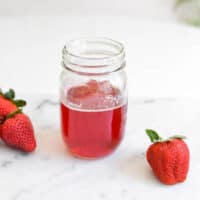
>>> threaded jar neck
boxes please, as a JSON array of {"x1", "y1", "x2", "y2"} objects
[{"x1": 62, "y1": 37, "x2": 125, "y2": 75}]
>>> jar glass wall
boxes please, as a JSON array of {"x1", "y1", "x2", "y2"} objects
[{"x1": 60, "y1": 38, "x2": 127, "y2": 159}]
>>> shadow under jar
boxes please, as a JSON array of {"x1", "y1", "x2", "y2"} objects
[{"x1": 60, "y1": 37, "x2": 128, "y2": 159}]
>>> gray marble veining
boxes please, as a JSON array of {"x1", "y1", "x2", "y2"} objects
[{"x1": 0, "y1": 95, "x2": 199, "y2": 200}]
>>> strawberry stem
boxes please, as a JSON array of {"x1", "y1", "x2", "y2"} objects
[
  {"x1": 146, "y1": 129, "x2": 163, "y2": 143},
  {"x1": 6, "y1": 109, "x2": 22, "y2": 119},
  {"x1": 0, "y1": 109, "x2": 22, "y2": 125}
]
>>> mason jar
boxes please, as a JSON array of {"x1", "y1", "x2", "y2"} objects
[{"x1": 60, "y1": 37, "x2": 127, "y2": 159}]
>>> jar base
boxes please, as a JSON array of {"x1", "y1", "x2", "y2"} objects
[{"x1": 66, "y1": 144, "x2": 121, "y2": 160}]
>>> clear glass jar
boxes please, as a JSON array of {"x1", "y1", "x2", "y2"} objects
[{"x1": 60, "y1": 37, "x2": 127, "y2": 159}]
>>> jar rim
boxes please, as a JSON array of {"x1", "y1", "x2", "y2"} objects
[
  {"x1": 63, "y1": 37, "x2": 125, "y2": 60},
  {"x1": 62, "y1": 37, "x2": 125, "y2": 75}
]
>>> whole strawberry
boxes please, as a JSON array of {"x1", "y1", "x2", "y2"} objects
[
  {"x1": 145, "y1": 129, "x2": 190, "y2": 185},
  {"x1": 0, "y1": 112, "x2": 36, "y2": 152},
  {"x1": 0, "y1": 89, "x2": 36, "y2": 152}
]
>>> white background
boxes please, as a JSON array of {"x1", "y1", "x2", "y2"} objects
[
  {"x1": 0, "y1": 0, "x2": 200, "y2": 98},
  {"x1": 0, "y1": 0, "x2": 174, "y2": 17}
]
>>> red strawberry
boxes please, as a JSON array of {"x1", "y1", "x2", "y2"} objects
[
  {"x1": 145, "y1": 129, "x2": 190, "y2": 185},
  {"x1": 0, "y1": 89, "x2": 26, "y2": 116},
  {"x1": 0, "y1": 89, "x2": 26, "y2": 136},
  {"x1": 0, "y1": 89, "x2": 36, "y2": 152},
  {"x1": 0, "y1": 111, "x2": 36, "y2": 152},
  {"x1": 0, "y1": 96, "x2": 16, "y2": 134},
  {"x1": 0, "y1": 95, "x2": 17, "y2": 116}
]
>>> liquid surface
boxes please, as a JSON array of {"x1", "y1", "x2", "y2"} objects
[{"x1": 61, "y1": 80, "x2": 127, "y2": 158}]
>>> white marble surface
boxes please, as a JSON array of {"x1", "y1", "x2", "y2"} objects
[{"x1": 0, "y1": 95, "x2": 199, "y2": 200}]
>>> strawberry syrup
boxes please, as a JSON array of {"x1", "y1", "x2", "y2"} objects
[{"x1": 61, "y1": 80, "x2": 127, "y2": 158}]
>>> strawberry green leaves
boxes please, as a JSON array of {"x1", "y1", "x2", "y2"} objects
[
  {"x1": 1, "y1": 89, "x2": 26, "y2": 109},
  {"x1": 4, "y1": 89, "x2": 15, "y2": 100},
  {"x1": 146, "y1": 129, "x2": 186, "y2": 143},
  {"x1": 169, "y1": 135, "x2": 187, "y2": 140},
  {"x1": 13, "y1": 100, "x2": 26, "y2": 108},
  {"x1": 146, "y1": 129, "x2": 163, "y2": 143}
]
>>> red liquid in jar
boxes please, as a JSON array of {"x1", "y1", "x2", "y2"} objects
[{"x1": 61, "y1": 80, "x2": 127, "y2": 158}]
